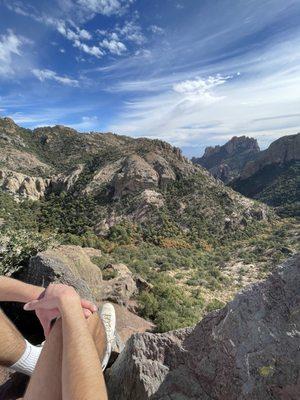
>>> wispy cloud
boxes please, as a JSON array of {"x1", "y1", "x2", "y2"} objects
[
  {"x1": 0, "y1": 30, "x2": 24, "y2": 77},
  {"x1": 68, "y1": 115, "x2": 100, "y2": 131},
  {"x1": 32, "y1": 69, "x2": 79, "y2": 86}
]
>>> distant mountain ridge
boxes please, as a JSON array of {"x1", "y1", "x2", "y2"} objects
[
  {"x1": 230, "y1": 133, "x2": 300, "y2": 216},
  {"x1": 192, "y1": 132, "x2": 300, "y2": 216},
  {"x1": 192, "y1": 136, "x2": 260, "y2": 183}
]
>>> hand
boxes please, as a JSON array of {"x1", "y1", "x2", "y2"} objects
[{"x1": 24, "y1": 284, "x2": 97, "y2": 337}]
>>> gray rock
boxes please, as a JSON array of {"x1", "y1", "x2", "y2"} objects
[
  {"x1": 20, "y1": 248, "x2": 97, "y2": 301},
  {"x1": 100, "y1": 263, "x2": 138, "y2": 306},
  {"x1": 107, "y1": 254, "x2": 300, "y2": 400}
]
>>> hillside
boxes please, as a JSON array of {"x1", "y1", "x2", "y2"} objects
[
  {"x1": 192, "y1": 136, "x2": 260, "y2": 183},
  {"x1": 0, "y1": 117, "x2": 270, "y2": 240},
  {"x1": 230, "y1": 133, "x2": 300, "y2": 216},
  {"x1": 0, "y1": 117, "x2": 299, "y2": 332}
]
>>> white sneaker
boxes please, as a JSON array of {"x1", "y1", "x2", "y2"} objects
[{"x1": 100, "y1": 303, "x2": 116, "y2": 370}]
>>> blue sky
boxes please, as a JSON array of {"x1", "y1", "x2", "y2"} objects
[{"x1": 0, "y1": 0, "x2": 300, "y2": 157}]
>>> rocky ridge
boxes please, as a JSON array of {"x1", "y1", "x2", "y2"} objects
[
  {"x1": 0, "y1": 117, "x2": 271, "y2": 238},
  {"x1": 192, "y1": 136, "x2": 260, "y2": 183},
  {"x1": 230, "y1": 133, "x2": 300, "y2": 214}
]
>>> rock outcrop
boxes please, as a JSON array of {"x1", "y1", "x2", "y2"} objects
[
  {"x1": 107, "y1": 254, "x2": 300, "y2": 400},
  {"x1": 19, "y1": 245, "x2": 103, "y2": 301},
  {"x1": 230, "y1": 133, "x2": 300, "y2": 214},
  {"x1": 240, "y1": 133, "x2": 300, "y2": 180},
  {"x1": 0, "y1": 169, "x2": 51, "y2": 201},
  {"x1": 192, "y1": 136, "x2": 260, "y2": 183}
]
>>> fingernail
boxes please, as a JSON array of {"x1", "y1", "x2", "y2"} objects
[{"x1": 23, "y1": 304, "x2": 29, "y2": 310}]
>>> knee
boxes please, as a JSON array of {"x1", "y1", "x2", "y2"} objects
[{"x1": 87, "y1": 312, "x2": 106, "y2": 341}]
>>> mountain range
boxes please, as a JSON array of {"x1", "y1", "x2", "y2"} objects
[
  {"x1": 0, "y1": 116, "x2": 298, "y2": 333},
  {"x1": 193, "y1": 133, "x2": 300, "y2": 216}
]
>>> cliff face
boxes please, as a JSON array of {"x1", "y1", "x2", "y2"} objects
[
  {"x1": 107, "y1": 254, "x2": 300, "y2": 400},
  {"x1": 240, "y1": 133, "x2": 300, "y2": 179},
  {"x1": 231, "y1": 133, "x2": 300, "y2": 215},
  {"x1": 192, "y1": 136, "x2": 260, "y2": 183}
]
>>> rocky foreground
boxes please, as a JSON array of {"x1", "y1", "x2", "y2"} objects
[
  {"x1": 107, "y1": 254, "x2": 300, "y2": 400},
  {"x1": 0, "y1": 248, "x2": 299, "y2": 399}
]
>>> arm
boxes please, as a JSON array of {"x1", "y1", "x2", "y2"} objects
[
  {"x1": 0, "y1": 276, "x2": 44, "y2": 303},
  {"x1": 25, "y1": 285, "x2": 108, "y2": 400},
  {"x1": 60, "y1": 295, "x2": 108, "y2": 400},
  {"x1": 0, "y1": 276, "x2": 97, "y2": 338}
]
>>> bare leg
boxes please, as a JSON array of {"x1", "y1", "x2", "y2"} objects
[
  {"x1": 24, "y1": 313, "x2": 107, "y2": 400},
  {"x1": 0, "y1": 310, "x2": 25, "y2": 367}
]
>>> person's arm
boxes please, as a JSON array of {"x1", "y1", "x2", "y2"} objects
[
  {"x1": 60, "y1": 295, "x2": 108, "y2": 400},
  {"x1": 0, "y1": 276, "x2": 44, "y2": 303},
  {"x1": 0, "y1": 276, "x2": 98, "y2": 338},
  {"x1": 24, "y1": 284, "x2": 108, "y2": 400}
]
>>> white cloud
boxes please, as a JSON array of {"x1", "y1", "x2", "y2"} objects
[
  {"x1": 32, "y1": 69, "x2": 79, "y2": 86},
  {"x1": 117, "y1": 20, "x2": 145, "y2": 44},
  {"x1": 78, "y1": 28, "x2": 92, "y2": 40},
  {"x1": 149, "y1": 25, "x2": 164, "y2": 35},
  {"x1": 100, "y1": 38, "x2": 127, "y2": 55},
  {"x1": 76, "y1": 0, "x2": 123, "y2": 15},
  {"x1": 173, "y1": 75, "x2": 232, "y2": 103},
  {"x1": 56, "y1": 22, "x2": 92, "y2": 41},
  {"x1": 73, "y1": 40, "x2": 104, "y2": 57},
  {"x1": 0, "y1": 30, "x2": 23, "y2": 76}
]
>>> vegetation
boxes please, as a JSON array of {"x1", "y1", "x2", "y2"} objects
[
  {"x1": 0, "y1": 184, "x2": 298, "y2": 332},
  {"x1": 0, "y1": 120, "x2": 298, "y2": 332},
  {"x1": 231, "y1": 161, "x2": 300, "y2": 217}
]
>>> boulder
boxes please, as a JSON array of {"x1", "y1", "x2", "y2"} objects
[
  {"x1": 20, "y1": 245, "x2": 103, "y2": 301},
  {"x1": 107, "y1": 254, "x2": 300, "y2": 400},
  {"x1": 100, "y1": 263, "x2": 138, "y2": 307}
]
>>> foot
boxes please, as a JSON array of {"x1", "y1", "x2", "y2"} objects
[{"x1": 100, "y1": 303, "x2": 116, "y2": 370}]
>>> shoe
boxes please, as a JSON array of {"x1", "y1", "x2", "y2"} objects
[{"x1": 100, "y1": 303, "x2": 116, "y2": 370}]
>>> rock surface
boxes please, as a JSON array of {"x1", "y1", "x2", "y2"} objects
[
  {"x1": 107, "y1": 254, "x2": 300, "y2": 400},
  {"x1": 19, "y1": 245, "x2": 103, "y2": 301},
  {"x1": 192, "y1": 136, "x2": 260, "y2": 183},
  {"x1": 240, "y1": 133, "x2": 300, "y2": 180},
  {"x1": 230, "y1": 133, "x2": 300, "y2": 212},
  {"x1": 0, "y1": 169, "x2": 51, "y2": 201},
  {"x1": 100, "y1": 263, "x2": 138, "y2": 307}
]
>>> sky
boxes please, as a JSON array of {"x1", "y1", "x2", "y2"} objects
[{"x1": 0, "y1": 0, "x2": 300, "y2": 157}]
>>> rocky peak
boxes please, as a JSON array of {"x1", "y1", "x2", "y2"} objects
[
  {"x1": 224, "y1": 135, "x2": 260, "y2": 154},
  {"x1": 0, "y1": 117, "x2": 20, "y2": 134},
  {"x1": 201, "y1": 136, "x2": 260, "y2": 161},
  {"x1": 193, "y1": 136, "x2": 260, "y2": 183}
]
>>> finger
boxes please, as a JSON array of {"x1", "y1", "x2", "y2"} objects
[
  {"x1": 80, "y1": 299, "x2": 97, "y2": 312},
  {"x1": 24, "y1": 300, "x2": 42, "y2": 311},
  {"x1": 83, "y1": 308, "x2": 92, "y2": 319}
]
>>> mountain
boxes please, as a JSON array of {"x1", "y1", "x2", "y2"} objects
[
  {"x1": 0, "y1": 117, "x2": 269, "y2": 239},
  {"x1": 0, "y1": 117, "x2": 298, "y2": 333},
  {"x1": 230, "y1": 133, "x2": 300, "y2": 216},
  {"x1": 192, "y1": 136, "x2": 260, "y2": 183}
]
